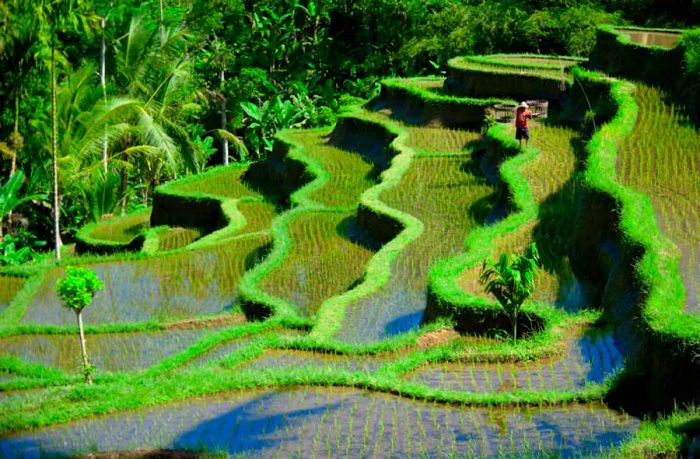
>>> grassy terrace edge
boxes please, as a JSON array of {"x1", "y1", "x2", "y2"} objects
[
  {"x1": 579, "y1": 69, "x2": 700, "y2": 345},
  {"x1": 0, "y1": 163, "x2": 274, "y2": 333},
  {"x1": 425, "y1": 116, "x2": 555, "y2": 334}
]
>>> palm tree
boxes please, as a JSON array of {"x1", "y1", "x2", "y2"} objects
[
  {"x1": 34, "y1": 0, "x2": 93, "y2": 260},
  {"x1": 32, "y1": 63, "x2": 141, "y2": 226},
  {"x1": 0, "y1": 171, "x2": 46, "y2": 240},
  {"x1": 480, "y1": 243, "x2": 540, "y2": 343}
]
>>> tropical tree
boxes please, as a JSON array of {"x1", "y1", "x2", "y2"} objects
[
  {"x1": 480, "y1": 242, "x2": 540, "y2": 343},
  {"x1": 56, "y1": 267, "x2": 103, "y2": 385},
  {"x1": 31, "y1": 63, "x2": 140, "y2": 227},
  {"x1": 33, "y1": 0, "x2": 93, "y2": 261},
  {"x1": 0, "y1": 171, "x2": 46, "y2": 240}
]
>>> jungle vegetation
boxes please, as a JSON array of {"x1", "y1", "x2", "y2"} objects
[{"x1": 0, "y1": 0, "x2": 698, "y2": 264}]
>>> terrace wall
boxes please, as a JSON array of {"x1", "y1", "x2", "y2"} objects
[
  {"x1": 588, "y1": 25, "x2": 684, "y2": 91},
  {"x1": 371, "y1": 81, "x2": 490, "y2": 129},
  {"x1": 446, "y1": 63, "x2": 569, "y2": 103},
  {"x1": 573, "y1": 69, "x2": 700, "y2": 411}
]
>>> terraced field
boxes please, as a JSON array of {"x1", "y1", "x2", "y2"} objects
[
  {"x1": 5, "y1": 45, "x2": 700, "y2": 457},
  {"x1": 336, "y1": 114, "x2": 491, "y2": 343},
  {"x1": 617, "y1": 84, "x2": 700, "y2": 314},
  {"x1": 0, "y1": 388, "x2": 639, "y2": 458}
]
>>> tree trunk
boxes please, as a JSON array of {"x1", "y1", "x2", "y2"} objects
[
  {"x1": 76, "y1": 310, "x2": 92, "y2": 385},
  {"x1": 11, "y1": 93, "x2": 19, "y2": 177},
  {"x1": 100, "y1": 16, "x2": 108, "y2": 173},
  {"x1": 51, "y1": 43, "x2": 62, "y2": 261},
  {"x1": 120, "y1": 166, "x2": 127, "y2": 215},
  {"x1": 512, "y1": 314, "x2": 518, "y2": 344},
  {"x1": 159, "y1": 0, "x2": 164, "y2": 31},
  {"x1": 220, "y1": 69, "x2": 229, "y2": 165}
]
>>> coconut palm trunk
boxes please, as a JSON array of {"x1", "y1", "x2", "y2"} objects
[
  {"x1": 220, "y1": 69, "x2": 229, "y2": 165},
  {"x1": 51, "y1": 41, "x2": 62, "y2": 261},
  {"x1": 75, "y1": 309, "x2": 92, "y2": 384},
  {"x1": 100, "y1": 16, "x2": 108, "y2": 172}
]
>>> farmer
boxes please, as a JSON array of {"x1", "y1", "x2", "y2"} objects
[{"x1": 515, "y1": 101, "x2": 534, "y2": 148}]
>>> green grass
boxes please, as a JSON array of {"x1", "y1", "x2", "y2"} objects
[
  {"x1": 450, "y1": 56, "x2": 574, "y2": 81},
  {"x1": 83, "y1": 208, "x2": 151, "y2": 244},
  {"x1": 259, "y1": 210, "x2": 375, "y2": 318},
  {"x1": 0, "y1": 275, "x2": 25, "y2": 312},
  {"x1": 616, "y1": 84, "x2": 700, "y2": 314}
]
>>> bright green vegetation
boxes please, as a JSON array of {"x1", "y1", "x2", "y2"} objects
[
  {"x1": 617, "y1": 84, "x2": 700, "y2": 314},
  {"x1": 3, "y1": 25, "x2": 700, "y2": 454},
  {"x1": 260, "y1": 211, "x2": 375, "y2": 317},
  {"x1": 0, "y1": 387, "x2": 639, "y2": 458},
  {"x1": 82, "y1": 209, "x2": 151, "y2": 245},
  {"x1": 449, "y1": 56, "x2": 573, "y2": 80},
  {"x1": 336, "y1": 120, "x2": 493, "y2": 343}
]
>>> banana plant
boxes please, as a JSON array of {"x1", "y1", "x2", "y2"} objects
[
  {"x1": 0, "y1": 171, "x2": 47, "y2": 240},
  {"x1": 240, "y1": 96, "x2": 307, "y2": 158},
  {"x1": 480, "y1": 242, "x2": 540, "y2": 343}
]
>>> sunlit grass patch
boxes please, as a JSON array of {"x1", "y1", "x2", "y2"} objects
[
  {"x1": 0, "y1": 276, "x2": 25, "y2": 312},
  {"x1": 617, "y1": 84, "x2": 700, "y2": 314},
  {"x1": 85, "y1": 209, "x2": 151, "y2": 244},
  {"x1": 260, "y1": 211, "x2": 375, "y2": 318}
]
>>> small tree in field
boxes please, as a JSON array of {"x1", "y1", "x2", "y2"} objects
[
  {"x1": 479, "y1": 243, "x2": 540, "y2": 343},
  {"x1": 56, "y1": 267, "x2": 103, "y2": 384}
]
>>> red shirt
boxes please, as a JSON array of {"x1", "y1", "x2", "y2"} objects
[{"x1": 515, "y1": 107, "x2": 532, "y2": 128}]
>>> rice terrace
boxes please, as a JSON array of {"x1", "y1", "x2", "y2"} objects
[{"x1": 1, "y1": 1, "x2": 700, "y2": 457}]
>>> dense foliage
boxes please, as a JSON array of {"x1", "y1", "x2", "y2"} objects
[{"x1": 0, "y1": 0, "x2": 697, "y2": 261}]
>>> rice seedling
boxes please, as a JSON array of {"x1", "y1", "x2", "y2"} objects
[
  {"x1": 287, "y1": 129, "x2": 378, "y2": 208},
  {"x1": 237, "y1": 349, "x2": 386, "y2": 374},
  {"x1": 21, "y1": 233, "x2": 270, "y2": 325},
  {"x1": 449, "y1": 57, "x2": 573, "y2": 81},
  {"x1": 457, "y1": 123, "x2": 584, "y2": 311},
  {"x1": 616, "y1": 84, "x2": 700, "y2": 314},
  {"x1": 0, "y1": 387, "x2": 639, "y2": 458},
  {"x1": 0, "y1": 275, "x2": 24, "y2": 312},
  {"x1": 0, "y1": 326, "x2": 232, "y2": 373},
  {"x1": 259, "y1": 211, "x2": 375, "y2": 318},
  {"x1": 84, "y1": 209, "x2": 151, "y2": 244},
  {"x1": 156, "y1": 227, "x2": 202, "y2": 252},
  {"x1": 336, "y1": 127, "x2": 495, "y2": 343},
  {"x1": 166, "y1": 167, "x2": 259, "y2": 199}
]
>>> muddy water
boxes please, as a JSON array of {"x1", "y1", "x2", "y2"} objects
[{"x1": 0, "y1": 387, "x2": 638, "y2": 458}]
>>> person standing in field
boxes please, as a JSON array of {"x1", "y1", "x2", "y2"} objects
[{"x1": 515, "y1": 101, "x2": 533, "y2": 148}]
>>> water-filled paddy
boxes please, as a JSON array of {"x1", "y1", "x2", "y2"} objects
[
  {"x1": 409, "y1": 329, "x2": 624, "y2": 393},
  {"x1": 617, "y1": 85, "x2": 700, "y2": 315},
  {"x1": 0, "y1": 387, "x2": 639, "y2": 458},
  {"x1": 20, "y1": 234, "x2": 270, "y2": 325}
]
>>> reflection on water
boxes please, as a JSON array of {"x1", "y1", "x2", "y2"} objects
[{"x1": 0, "y1": 387, "x2": 638, "y2": 458}]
